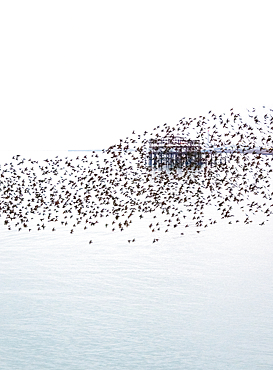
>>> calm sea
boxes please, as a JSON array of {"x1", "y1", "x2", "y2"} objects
[{"x1": 0, "y1": 150, "x2": 273, "y2": 369}]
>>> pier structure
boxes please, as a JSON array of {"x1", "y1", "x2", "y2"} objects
[
  {"x1": 148, "y1": 136, "x2": 202, "y2": 167},
  {"x1": 202, "y1": 148, "x2": 227, "y2": 166}
]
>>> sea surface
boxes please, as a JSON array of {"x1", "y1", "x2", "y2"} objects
[{"x1": 0, "y1": 150, "x2": 273, "y2": 370}]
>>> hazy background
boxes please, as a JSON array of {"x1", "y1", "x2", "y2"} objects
[{"x1": 0, "y1": 0, "x2": 272, "y2": 151}]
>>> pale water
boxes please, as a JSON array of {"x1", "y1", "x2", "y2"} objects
[{"x1": 0, "y1": 151, "x2": 273, "y2": 369}]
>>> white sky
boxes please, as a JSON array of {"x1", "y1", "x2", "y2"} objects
[{"x1": 0, "y1": 0, "x2": 272, "y2": 151}]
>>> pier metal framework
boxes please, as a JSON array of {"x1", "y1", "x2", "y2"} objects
[{"x1": 148, "y1": 136, "x2": 202, "y2": 167}]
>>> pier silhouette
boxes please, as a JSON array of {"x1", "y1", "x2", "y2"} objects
[{"x1": 148, "y1": 135, "x2": 273, "y2": 168}]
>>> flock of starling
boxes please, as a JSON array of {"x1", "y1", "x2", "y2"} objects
[{"x1": 0, "y1": 107, "x2": 272, "y2": 243}]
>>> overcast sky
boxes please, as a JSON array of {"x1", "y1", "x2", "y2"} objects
[{"x1": 0, "y1": 0, "x2": 272, "y2": 151}]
